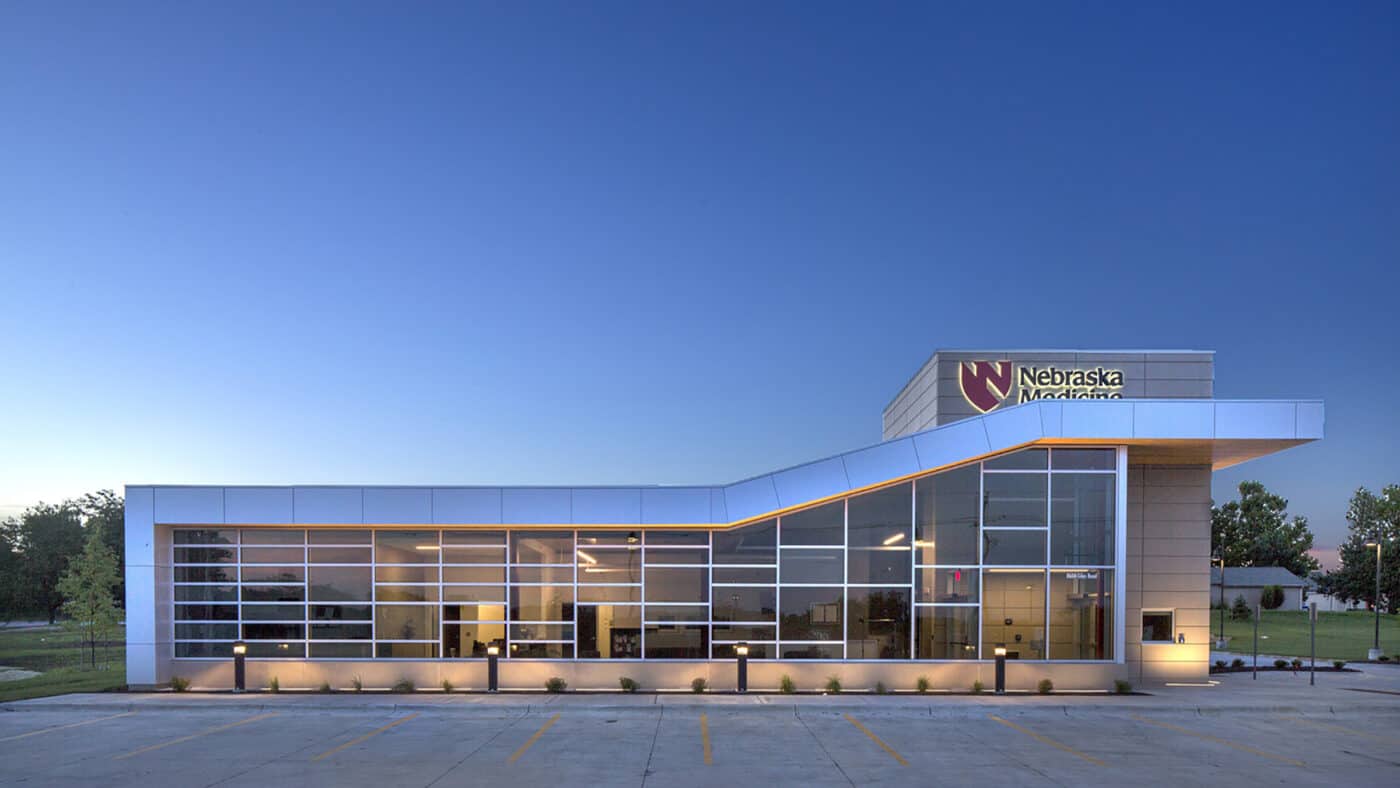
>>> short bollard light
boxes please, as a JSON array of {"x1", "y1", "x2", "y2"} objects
[
  {"x1": 486, "y1": 644, "x2": 500, "y2": 693},
  {"x1": 735, "y1": 642, "x2": 749, "y2": 693},
  {"x1": 994, "y1": 644, "x2": 1007, "y2": 695},
  {"x1": 232, "y1": 640, "x2": 247, "y2": 693}
]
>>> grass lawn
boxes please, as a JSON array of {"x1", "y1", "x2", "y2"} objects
[
  {"x1": 0, "y1": 624, "x2": 125, "y2": 703},
  {"x1": 1213, "y1": 610, "x2": 1400, "y2": 661}
]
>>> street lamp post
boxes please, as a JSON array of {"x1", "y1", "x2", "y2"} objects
[
  {"x1": 486, "y1": 644, "x2": 500, "y2": 692},
  {"x1": 994, "y1": 644, "x2": 1007, "y2": 695},
  {"x1": 1214, "y1": 557, "x2": 1227, "y2": 648},
  {"x1": 735, "y1": 643, "x2": 749, "y2": 693},
  {"x1": 1366, "y1": 542, "x2": 1383, "y2": 660},
  {"x1": 232, "y1": 640, "x2": 247, "y2": 693}
]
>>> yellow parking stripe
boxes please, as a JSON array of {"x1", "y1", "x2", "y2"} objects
[
  {"x1": 1281, "y1": 715, "x2": 1400, "y2": 746},
  {"x1": 114, "y1": 712, "x2": 278, "y2": 760},
  {"x1": 700, "y1": 713, "x2": 713, "y2": 765},
  {"x1": 1131, "y1": 715, "x2": 1305, "y2": 767},
  {"x1": 0, "y1": 711, "x2": 135, "y2": 743},
  {"x1": 508, "y1": 713, "x2": 559, "y2": 764},
  {"x1": 990, "y1": 715, "x2": 1104, "y2": 766},
  {"x1": 844, "y1": 714, "x2": 908, "y2": 766},
  {"x1": 311, "y1": 713, "x2": 420, "y2": 762}
]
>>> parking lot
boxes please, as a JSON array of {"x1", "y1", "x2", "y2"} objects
[{"x1": 3, "y1": 670, "x2": 1399, "y2": 786}]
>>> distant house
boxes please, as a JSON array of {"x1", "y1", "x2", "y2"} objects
[{"x1": 1210, "y1": 567, "x2": 1309, "y2": 610}]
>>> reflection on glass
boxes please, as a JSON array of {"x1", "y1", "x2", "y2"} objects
[
  {"x1": 1051, "y1": 448, "x2": 1114, "y2": 471},
  {"x1": 984, "y1": 448, "x2": 1048, "y2": 471},
  {"x1": 846, "y1": 588, "x2": 911, "y2": 659},
  {"x1": 915, "y1": 606, "x2": 978, "y2": 659},
  {"x1": 982, "y1": 473, "x2": 1048, "y2": 527},
  {"x1": 780, "y1": 501, "x2": 843, "y2": 546},
  {"x1": 713, "y1": 520, "x2": 776, "y2": 565},
  {"x1": 643, "y1": 624, "x2": 708, "y2": 659},
  {"x1": 780, "y1": 548, "x2": 843, "y2": 584},
  {"x1": 915, "y1": 466, "x2": 979, "y2": 565},
  {"x1": 711, "y1": 587, "x2": 776, "y2": 622},
  {"x1": 1051, "y1": 474, "x2": 1114, "y2": 565},
  {"x1": 982, "y1": 530, "x2": 1046, "y2": 565},
  {"x1": 779, "y1": 587, "x2": 843, "y2": 641},
  {"x1": 510, "y1": 531, "x2": 572, "y2": 564},
  {"x1": 376, "y1": 530, "x2": 440, "y2": 564},
  {"x1": 917, "y1": 568, "x2": 979, "y2": 603},
  {"x1": 1049, "y1": 570, "x2": 1113, "y2": 660}
]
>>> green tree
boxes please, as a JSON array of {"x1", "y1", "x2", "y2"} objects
[
  {"x1": 1212, "y1": 481, "x2": 1319, "y2": 578},
  {"x1": 1230, "y1": 595, "x2": 1252, "y2": 621},
  {"x1": 1322, "y1": 486, "x2": 1400, "y2": 613},
  {"x1": 8, "y1": 503, "x2": 86, "y2": 623},
  {"x1": 1260, "y1": 585, "x2": 1284, "y2": 610},
  {"x1": 0, "y1": 523, "x2": 28, "y2": 622},
  {"x1": 78, "y1": 490, "x2": 124, "y2": 608},
  {"x1": 57, "y1": 525, "x2": 122, "y2": 668}
]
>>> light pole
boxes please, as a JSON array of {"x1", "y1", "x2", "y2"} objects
[
  {"x1": 735, "y1": 643, "x2": 749, "y2": 693},
  {"x1": 1366, "y1": 542, "x2": 1383, "y2": 660},
  {"x1": 232, "y1": 640, "x2": 247, "y2": 693},
  {"x1": 1214, "y1": 557, "x2": 1227, "y2": 648},
  {"x1": 486, "y1": 644, "x2": 500, "y2": 692},
  {"x1": 994, "y1": 644, "x2": 1007, "y2": 695}
]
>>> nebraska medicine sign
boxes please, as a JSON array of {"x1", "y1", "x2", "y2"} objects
[{"x1": 959, "y1": 361, "x2": 1125, "y2": 413}]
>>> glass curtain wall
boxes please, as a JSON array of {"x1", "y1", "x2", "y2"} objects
[{"x1": 171, "y1": 447, "x2": 1117, "y2": 662}]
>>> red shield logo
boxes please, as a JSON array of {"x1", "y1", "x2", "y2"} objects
[{"x1": 959, "y1": 361, "x2": 1013, "y2": 413}]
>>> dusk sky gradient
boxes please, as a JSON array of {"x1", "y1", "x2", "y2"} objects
[{"x1": 1, "y1": 3, "x2": 1397, "y2": 547}]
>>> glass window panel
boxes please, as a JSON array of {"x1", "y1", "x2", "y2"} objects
[
  {"x1": 510, "y1": 585, "x2": 575, "y2": 621},
  {"x1": 643, "y1": 625, "x2": 708, "y2": 659},
  {"x1": 175, "y1": 585, "x2": 237, "y2": 602},
  {"x1": 643, "y1": 567, "x2": 708, "y2": 603},
  {"x1": 983, "y1": 530, "x2": 1046, "y2": 565},
  {"x1": 308, "y1": 529, "x2": 371, "y2": 544},
  {"x1": 917, "y1": 568, "x2": 979, "y2": 603},
  {"x1": 915, "y1": 606, "x2": 979, "y2": 659},
  {"x1": 174, "y1": 604, "x2": 237, "y2": 621},
  {"x1": 241, "y1": 529, "x2": 305, "y2": 545},
  {"x1": 175, "y1": 623, "x2": 238, "y2": 640},
  {"x1": 779, "y1": 501, "x2": 844, "y2": 546},
  {"x1": 983, "y1": 474, "x2": 1048, "y2": 527},
  {"x1": 376, "y1": 585, "x2": 439, "y2": 602},
  {"x1": 982, "y1": 570, "x2": 1046, "y2": 660},
  {"x1": 1051, "y1": 448, "x2": 1115, "y2": 471},
  {"x1": 714, "y1": 642, "x2": 771, "y2": 659},
  {"x1": 779, "y1": 587, "x2": 844, "y2": 641},
  {"x1": 846, "y1": 587, "x2": 911, "y2": 659},
  {"x1": 915, "y1": 466, "x2": 980, "y2": 565},
  {"x1": 174, "y1": 566, "x2": 237, "y2": 583},
  {"x1": 176, "y1": 642, "x2": 233, "y2": 658},
  {"x1": 511, "y1": 566, "x2": 574, "y2": 584},
  {"x1": 173, "y1": 546, "x2": 236, "y2": 564},
  {"x1": 375, "y1": 531, "x2": 440, "y2": 564},
  {"x1": 308, "y1": 546, "x2": 371, "y2": 564},
  {"x1": 377, "y1": 642, "x2": 439, "y2": 658},
  {"x1": 1051, "y1": 474, "x2": 1115, "y2": 566},
  {"x1": 442, "y1": 530, "x2": 506, "y2": 546},
  {"x1": 578, "y1": 585, "x2": 641, "y2": 603},
  {"x1": 310, "y1": 642, "x2": 372, "y2": 658},
  {"x1": 443, "y1": 623, "x2": 506, "y2": 658},
  {"x1": 576, "y1": 604, "x2": 641, "y2": 660},
  {"x1": 241, "y1": 565, "x2": 305, "y2": 583},
  {"x1": 848, "y1": 483, "x2": 911, "y2": 547},
  {"x1": 1142, "y1": 611, "x2": 1174, "y2": 643},
  {"x1": 644, "y1": 548, "x2": 709, "y2": 565},
  {"x1": 241, "y1": 585, "x2": 304, "y2": 602},
  {"x1": 511, "y1": 531, "x2": 573, "y2": 564},
  {"x1": 442, "y1": 566, "x2": 506, "y2": 584},
  {"x1": 712, "y1": 566, "x2": 776, "y2": 584},
  {"x1": 645, "y1": 531, "x2": 707, "y2": 546},
  {"x1": 375, "y1": 605, "x2": 440, "y2": 641},
  {"x1": 577, "y1": 531, "x2": 641, "y2": 547},
  {"x1": 243, "y1": 622, "x2": 305, "y2": 640},
  {"x1": 713, "y1": 519, "x2": 776, "y2": 565},
  {"x1": 443, "y1": 585, "x2": 507, "y2": 603},
  {"x1": 375, "y1": 565, "x2": 438, "y2": 583},
  {"x1": 241, "y1": 604, "x2": 305, "y2": 621},
  {"x1": 712, "y1": 625, "x2": 776, "y2": 641},
  {"x1": 510, "y1": 623, "x2": 574, "y2": 641},
  {"x1": 848, "y1": 548, "x2": 912, "y2": 585},
  {"x1": 984, "y1": 448, "x2": 1048, "y2": 471},
  {"x1": 643, "y1": 604, "x2": 708, "y2": 623},
  {"x1": 310, "y1": 604, "x2": 372, "y2": 621},
  {"x1": 1049, "y1": 570, "x2": 1113, "y2": 660},
  {"x1": 780, "y1": 548, "x2": 843, "y2": 584},
  {"x1": 174, "y1": 529, "x2": 236, "y2": 545},
  {"x1": 441, "y1": 547, "x2": 508, "y2": 564},
  {"x1": 507, "y1": 642, "x2": 572, "y2": 658},
  {"x1": 308, "y1": 567, "x2": 372, "y2": 602},
  {"x1": 442, "y1": 604, "x2": 506, "y2": 622},
  {"x1": 778, "y1": 643, "x2": 843, "y2": 660},
  {"x1": 711, "y1": 586, "x2": 776, "y2": 622},
  {"x1": 247, "y1": 642, "x2": 305, "y2": 658},
  {"x1": 577, "y1": 548, "x2": 641, "y2": 583},
  {"x1": 309, "y1": 623, "x2": 371, "y2": 640},
  {"x1": 241, "y1": 546, "x2": 304, "y2": 564}
]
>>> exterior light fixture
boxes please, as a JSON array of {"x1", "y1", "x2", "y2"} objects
[
  {"x1": 486, "y1": 643, "x2": 500, "y2": 692},
  {"x1": 993, "y1": 643, "x2": 1007, "y2": 695},
  {"x1": 735, "y1": 642, "x2": 749, "y2": 693},
  {"x1": 1365, "y1": 542, "x2": 1383, "y2": 659},
  {"x1": 626, "y1": 532, "x2": 639, "y2": 544},
  {"x1": 232, "y1": 640, "x2": 247, "y2": 692}
]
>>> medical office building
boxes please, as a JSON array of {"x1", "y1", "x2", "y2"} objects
[{"x1": 124, "y1": 349, "x2": 1322, "y2": 690}]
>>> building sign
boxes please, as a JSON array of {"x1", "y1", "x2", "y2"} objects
[{"x1": 959, "y1": 360, "x2": 1125, "y2": 413}]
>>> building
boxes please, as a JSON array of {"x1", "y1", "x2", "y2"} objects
[
  {"x1": 1209, "y1": 567, "x2": 1310, "y2": 611},
  {"x1": 124, "y1": 349, "x2": 1322, "y2": 690}
]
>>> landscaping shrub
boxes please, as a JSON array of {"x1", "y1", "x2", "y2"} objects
[
  {"x1": 1037, "y1": 678, "x2": 1053, "y2": 695},
  {"x1": 691, "y1": 677, "x2": 708, "y2": 694},
  {"x1": 169, "y1": 676, "x2": 189, "y2": 692},
  {"x1": 350, "y1": 675, "x2": 363, "y2": 693},
  {"x1": 1231, "y1": 657, "x2": 1245, "y2": 668},
  {"x1": 268, "y1": 676, "x2": 280, "y2": 693},
  {"x1": 545, "y1": 676, "x2": 567, "y2": 693},
  {"x1": 1113, "y1": 679, "x2": 1132, "y2": 694},
  {"x1": 392, "y1": 678, "x2": 415, "y2": 693},
  {"x1": 1260, "y1": 585, "x2": 1285, "y2": 610},
  {"x1": 1273, "y1": 659, "x2": 1289, "y2": 669},
  {"x1": 915, "y1": 675, "x2": 930, "y2": 694},
  {"x1": 1290, "y1": 658, "x2": 1303, "y2": 670},
  {"x1": 1230, "y1": 595, "x2": 1252, "y2": 621},
  {"x1": 1333, "y1": 660, "x2": 1346, "y2": 670},
  {"x1": 824, "y1": 675, "x2": 842, "y2": 694},
  {"x1": 874, "y1": 681, "x2": 888, "y2": 695},
  {"x1": 619, "y1": 676, "x2": 639, "y2": 693},
  {"x1": 1213, "y1": 660, "x2": 1227, "y2": 669},
  {"x1": 1379, "y1": 655, "x2": 1391, "y2": 663},
  {"x1": 318, "y1": 680, "x2": 332, "y2": 693},
  {"x1": 779, "y1": 674, "x2": 795, "y2": 694},
  {"x1": 441, "y1": 679, "x2": 454, "y2": 693},
  {"x1": 970, "y1": 680, "x2": 984, "y2": 694}
]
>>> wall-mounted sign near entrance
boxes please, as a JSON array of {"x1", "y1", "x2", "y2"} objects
[{"x1": 959, "y1": 361, "x2": 1125, "y2": 413}]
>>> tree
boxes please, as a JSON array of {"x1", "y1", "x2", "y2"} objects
[
  {"x1": 1260, "y1": 585, "x2": 1284, "y2": 610},
  {"x1": 1211, "y1": 481, "x2": 1319, "y2": 578},
  {"x1": 0, "y1": 523, "x2": 28, "y2": 622},
  {"x1": 1230, "y1": 595, "x2": 1252, "y2": 621},
  {"x1": 8, "y1": 503, "x2": 86, "y2": 623},
  {"x1": 57, "y1": 524, "x2": 122, "y2": 669},
  {"x1": 1322, "y1": 486, "x2": 1400, "y2": 613},
  {"x1": 78, "y1": 490, "x2": 124, "y2": 608}
]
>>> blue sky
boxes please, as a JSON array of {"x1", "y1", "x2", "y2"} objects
[{"x1": 1, "y1": 3, "x2": 1396, "y2": 547}]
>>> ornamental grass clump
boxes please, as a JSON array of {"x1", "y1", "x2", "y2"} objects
[{"x1": 779, "y1": 674, "x2": 795, "y2": 694}]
